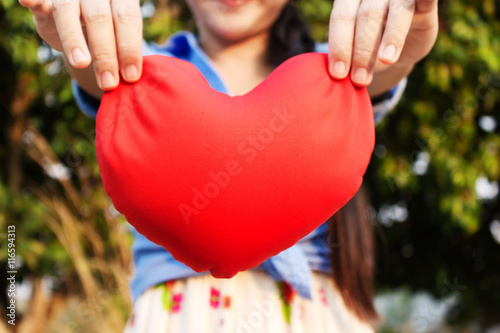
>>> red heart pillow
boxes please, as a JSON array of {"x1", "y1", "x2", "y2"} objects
[{"x1": 96, "y1": 53, "x2": 374, "y2": 278}]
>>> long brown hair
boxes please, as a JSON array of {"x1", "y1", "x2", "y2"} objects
[
  {"x1": 269, "y1": 0, "x2": 379, "y2": 323},
  {"x1": 328, "y1": 188, "x2": 379, "y2": 323}
]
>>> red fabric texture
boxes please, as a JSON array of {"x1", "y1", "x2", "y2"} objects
[{"x1": 96, "y1": 53, "x2": 375, "y2": 278}]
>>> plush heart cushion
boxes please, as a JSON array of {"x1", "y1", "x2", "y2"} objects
[{"x1": 95, "y1": 52, "x2": 375, "y2": 278}]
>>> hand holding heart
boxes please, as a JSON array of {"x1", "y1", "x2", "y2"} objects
[
  {"x1": 20, "y1": 0, "x2": 438, "y2": 90},
  {"x1": 95, "y1": 53, "x2": 375, "y2": 277}
]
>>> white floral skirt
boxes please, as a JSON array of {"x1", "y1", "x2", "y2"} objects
[{"x1": 123, "y1": 269, "x2": 375, "y2": 333}]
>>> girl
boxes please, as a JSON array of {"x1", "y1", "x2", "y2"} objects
[{"x1": 20, "y1": 0, "x2": 439, "y2": 331}]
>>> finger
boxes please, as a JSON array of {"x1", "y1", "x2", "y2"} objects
[
  {"x1": 327, "y1": 0, "x2": 361, "y2": 79},
  {"x1": 20, "y1": 0, "x2": 58, "y2": 36},
  {"x1": 81, "y1": 0, "x2": 119, "y2": 90},
  {"x1": 351, "y1": 0, "x2": 390, "y2": 86},
  {"x1": 378, "y1": 0, "x2": 416, "y2": 65},
  {"x1": 416, "y1": 0, "x2": 437, "y2": 13},
  {"x1": 111, "y1": 0, "x2": 143, "y2": 82},
  {"x1": 52, "y1": 0, "x2": 91, "y2": 68},
  {"x1": 18, "y1": 0, "x2": 45, "y2": 9}
]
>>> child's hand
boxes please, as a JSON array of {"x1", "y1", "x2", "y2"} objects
[
  {"x1": 327, "y1": 0, "x2": 439, "y2": 86},
  {"x1": 19, "y1": 0, "x2": 143, "y2": 90}
]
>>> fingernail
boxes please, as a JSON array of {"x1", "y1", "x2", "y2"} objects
[
  {"x1": 331, "y1": 61, "x2": 347, "y2": 78},
  {"x1": 381, "y1": 44, "x2": 397, "y2": 62},
  {"x1": 124, "y1": 65, "x2": 139, "y2": 81},
  {"x1": 71, "y1": 48, "x2": 86, "y2": 65},
  {"x1": 100, "y1": 71, "x2": 116, "y2": 89},
  {"x1": 353, "y1": 68, "x2": 368, "y2": 85}
]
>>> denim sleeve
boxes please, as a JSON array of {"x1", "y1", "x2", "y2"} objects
[
  {"x1": 72, "y1": 80, "x2": 100, "y2": 119},
  {"x1": 372, "y1": 76, "x2": 408, "y2": 125}
]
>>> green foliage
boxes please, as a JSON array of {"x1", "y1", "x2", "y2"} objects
[
  {"x1": 365, "y1": 0, "x2": 500, "y2": 328},
  {"x1": 0, "y1": 0, "x2": 499, "y2": 331}
]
